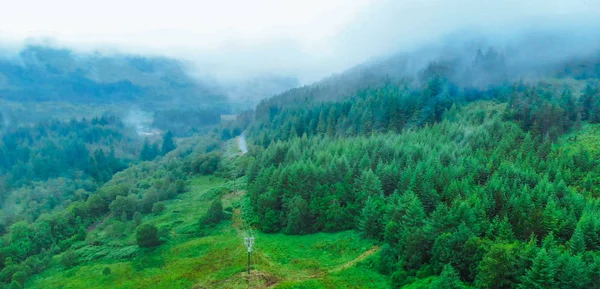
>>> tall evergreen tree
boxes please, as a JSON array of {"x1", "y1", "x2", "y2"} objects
[
  {"x1": 358, "y1": 195, "x2": 384, "y2": 240},
  {"x1": 569, "y1": 227, "x2": 586, "y2": 255},
  {"x1": 161, "y1": 131, "x2": 176, "y2": 155},
  {"x1": 429, "y1": 264, "x2": 462, "y2": 289},
  {"x1": 140, "y1": 138, "x2": 156, "y2": 161},
  {"x1": 519, "y1": 249, "x2": 556, "y2": 289}
]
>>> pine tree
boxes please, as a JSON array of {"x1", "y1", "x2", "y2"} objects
[
  {"x1": 475, "y1": 243, "x2": 518, "y2": 289},
  {"x1": 326, "y1": 108, "x2": 337, "y2": 137},
  {"x1": 496, "y1": 217, "x2": 516, "y2": 242},
  {"x1": 284, "y1": 195, "x2": 310, "y2": 234},
  {"x1": 317, "y1": 110, "x2": 327, "y2": 135},
  {"x1": 161, "y1": 131, "x2": 176, "y2": 155},
  {"x1": 151, "y1": 142, "x2": 160, "y2": 158},
  {"x1": 8, "y1": 281, "x2": 22, "y2": 289},
  {"x1": 556, "y1": 254, "x2": 590, "y2": 289},
  {"x1": 202, "y1": 198, "x2": 224, "y2": 225},
  {"x1": 429, "y1": 264, "x2": 462, "y2": 289},
  {"x1": 569, "y1": 227, "x2": 586, "y2": 255},
  {"x1": 519, "y1": 249, "x2": 556, "y2": 289},
  {"x1": 140, "y1": 138, "x2": 156, "y2": 161},
  {"x1": 358, "y1": 196, "x2": 384, "y2": 240}
]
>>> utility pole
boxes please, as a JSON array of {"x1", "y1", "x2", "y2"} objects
[{"x1": 244, "y1": 236, "x2": 255, "y2": 275}]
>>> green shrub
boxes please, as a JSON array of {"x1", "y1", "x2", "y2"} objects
[
  {"x1": 152, "y1": 202, "x2": 166, "y2": 214},
  {"x1": 201, "y1": 199, "x2": 224, "y2": 225},
  {"x1": 136, "y1": 224, "x2": 161, "y2": 248},
  {"x1": 8, "y1": 281, "x2": 22, "y2": 289},
  {"x1": 60, "y1": 250, "x2": 77, "y2": 268},
  {"x1": 133, "y1": 212, "x2": 143, "y2": 226},
  {"x1": 11, "y1": 271, "x2": 27, "y2": 286}
]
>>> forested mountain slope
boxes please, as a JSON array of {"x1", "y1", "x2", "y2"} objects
[
  {"x1": 241, "y1": 41, "x2": 600, "y2": 288},
  {"x1": 0, "y1": 46, "x2": 224, "y2": 107}
]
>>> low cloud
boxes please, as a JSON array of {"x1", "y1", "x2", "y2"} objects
[{"x1": 1, "y1": 0, "x2": 599, "y2": 88}]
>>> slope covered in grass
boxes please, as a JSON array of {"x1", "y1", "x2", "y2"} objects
[{"x1": 27, "y1": 174, "x2": 387, "y2": 289}]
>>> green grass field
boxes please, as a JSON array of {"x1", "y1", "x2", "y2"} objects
[{"x1": 28, "y1": 175, "x2": 388, "y2": 289}]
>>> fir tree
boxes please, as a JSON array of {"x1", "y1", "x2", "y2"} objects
[
  {"x1": 519, "y1": 249, "x2": 556, "y2": 289},
  {"x1": 161, "y1": 131, "x2": 176, "y2": 155},
  {"x1": 429, "y1": 264, "x2": 462, "y2": 289},
  {"x1": 569, "y1": 227, "x2": 586, "y2": 255}
]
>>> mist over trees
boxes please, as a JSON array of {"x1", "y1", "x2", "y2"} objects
[
  {"x1": 0, "y1": 46, "x2": 226, "y2": 107},
  {"x1": 239, "y1": 35, "x2": 600, "y2": 288}
]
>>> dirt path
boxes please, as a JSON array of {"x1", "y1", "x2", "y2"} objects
[
  {"x1": 329, "y1": 246, "x2": 381, "y2": 273},
  {"x1": 264, "y1": 245, "x2": 382, "y2": 288}
]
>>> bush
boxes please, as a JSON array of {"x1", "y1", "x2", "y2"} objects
[
  {"x1": 152, "y1": 202, "x2": 166, "y2": 214},
  {"x1": 8, "y1": 281, "x2": 22, "y2": 289},
  {"x1": 60, "y1": 250, "x2": 77, "y2": 268},
  {"x1": 11, "y1": 271, "x2": 27, "y2": 286},
  {"x1": 133, "y1": 212, "x2": 143, "y2": 226},
  {"x1": 102, "y1": 267, "x2": 111, "y2": 275},
  {"x1": 201, "y1": 199, "x2": 224, "y2": 225},
  {"x1": 136, "y1": 223, "x2": 161, "y2": 248}
]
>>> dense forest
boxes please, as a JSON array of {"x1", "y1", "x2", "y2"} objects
[{"x1": 241, "y1": 46, "x2": 600, "y2": 288}]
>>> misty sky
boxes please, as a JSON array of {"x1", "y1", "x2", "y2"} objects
[{"x1": 1, "y1": 0, "x2": 599, "y2": 82}]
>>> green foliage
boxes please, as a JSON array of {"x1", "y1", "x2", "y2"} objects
[
  {"x1": 133, "y1": 212, "x2": 143, "y2": 226},
  {"x1": 102, "y1": 267, "x2": 111, "y2": 275},
  {"x1": 60, "y1": 250, "x2": 77, "y2": 268},
  {"x1": 475, "y1": 243, "x2": 518, "y2": 289},
  {"x1": 136, "y1": 224, "x2": 161, "y2": 248},
  {"x1": 161, "y1": 131, "x2": 177, "y2": 155},
  {"x1": 152, "y1": 202, "x2": 166, "y2": 214},
  {"x1": 7, "y1": 44, "x2": 600, "y2": 289},
  {"x1": 201, "y1": 199, "x2": 224, "y2": 226},
  {"x1": 358, "y1": 196, "x2": 384, "y2": 240},
  {"x1": 11, "y1": 271, "x2": 27, "y2": 286},
  {"x1": 8, "y1": 281, "x2": 22, "y2": 289},
  {"x1": 28, "y1": 177, "x2": 387, "y2": 289},
  {"x1": 569, "y1": 227, "x2": 586, "y2": 255},
  {"x1": 190, "y1": 152, "x2": 223, "y2": 175},
  {"x1": 518, "y1": 249, "x2": 556, "y2": 289},
  {"x1": 140, "y1": 138, "x2": 159, "y2": 161},
  {"x1": 152, "y1": 108, "x2": 222, "y2": 137},
  {"x1": 428, "y1": 264, "x2": 462, "y2": 289},
  {"x1": 246, "y1": 96, "x2": 600, "y2": 288}
]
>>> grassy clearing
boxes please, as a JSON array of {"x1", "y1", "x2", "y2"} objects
[
  {"x1": 28, "y1": 175, "x2": 388, "y2": 289},
  {"x1": 559, "y1": 123, "x2": 600, "y2": 155}
]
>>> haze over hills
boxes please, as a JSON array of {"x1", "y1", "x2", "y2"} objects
[
  {"x1": 0, "y1": 46, "x2": 222, "y2": 105},
  {"x1": 0, "y1": 45, "x2": 300, "y2": 112},
  {"x1": 2, "y1": 1, "x2": 600, "y2": 288}
]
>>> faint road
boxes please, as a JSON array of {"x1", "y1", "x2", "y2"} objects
[{"x1": 238, "y1": 133, "x2": 248, "y2": 154}]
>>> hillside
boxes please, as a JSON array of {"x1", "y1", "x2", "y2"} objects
[
  {"x1": 27, "y1": 174, "x2": 387, "y2": 289},
  {"x1": 2, "y1": 34, "x2": 600, "y2": 289},
  {"x1": 0, "y1": 46, "x2": 224, "y2": 108},
  {"x1": 238, "y1": 39, "x2": 600, "y2": 288}
]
